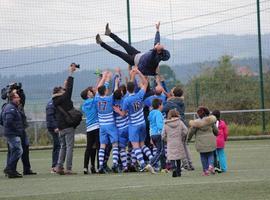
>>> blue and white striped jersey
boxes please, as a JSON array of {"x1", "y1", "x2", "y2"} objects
[
  {"x1": 122, "y1": 89, "x2": 145, "y2": 126},
  {"x1": 113, "y1": 98, "x2": 129, "y2": 130},
  {"x1": 95, "y1": 94, "x2": 115, "y2": 126}
]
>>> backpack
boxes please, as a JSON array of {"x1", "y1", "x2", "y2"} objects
[{"x1": 57, "y1": 106, "x2": 82, "y2": 128}]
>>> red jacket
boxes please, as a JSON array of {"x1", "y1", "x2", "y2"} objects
[{"x1": 216, "y1": 120, "x2": 228, "y2": 148}]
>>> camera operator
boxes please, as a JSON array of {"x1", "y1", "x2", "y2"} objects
[
  {"x1": 1, "y1": 83, "x2": 37, "y2": 175},
  {"x1": 1, "y1": 91, "x2": 23, "y2": 178}
]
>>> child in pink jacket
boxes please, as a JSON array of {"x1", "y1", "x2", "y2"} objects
[{"x1": 212, "y1": 110, "x2": 228, "y2": 172}]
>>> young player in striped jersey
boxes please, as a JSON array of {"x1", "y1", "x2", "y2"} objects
[
  {"x1": 114, "y1": 67, "x2": 153, "y2": 171},
  {"x1": 95, "y1": 71, "x2": 119, "y2": 173}
]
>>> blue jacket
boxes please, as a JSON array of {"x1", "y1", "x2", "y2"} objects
[
  {"x1": 1, "y1": 102, "x2": 24, "y2": 137},
  {"x1": 46, "y1": 99, "x2": 58, "y2": 131},
  {"x1": 138, "y1": 31, "x2": 170, "y2": 76},
  {"x1": 148, "y1": 109, "x2": 164, "y2": 136}
]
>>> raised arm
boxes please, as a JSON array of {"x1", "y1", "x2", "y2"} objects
[
  {"x1": 134, "y1": 67, "x2": 148, "y2": 91},
  {"x1": 96, "y1": 71, "x2": 108, "y2": 89},
  {"x1": 154, "y1": 21, "x2": 160, "y2": 45}
]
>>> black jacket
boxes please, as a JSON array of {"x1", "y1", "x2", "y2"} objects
[
  {"x1": 52, "y1": 76, "x2": 74, "y2": 130},
  {"x1": 46, "y1": 99, "x2": 58, "y2": 131}
]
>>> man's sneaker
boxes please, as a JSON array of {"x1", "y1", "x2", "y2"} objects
[
  {"x1": 96, "y1": 34, "x2": 103, "y2": 44},
  {"x1": 98, "y1": 167, "x2": 107, "y2": 174},
  {"x1": 56, "y1": 167, "x2": 65, "y2": 175},
  {"x1": 105, "y1": 23, "x2": 111, "y2": 36},
  {"x1": 50, "y1": 167, "x2": 57, "y2": 174},
  {"x1": 111, "y1": 165, "x2": 120, "y2": 173},
  {"x1": 83, "y1": 168, "x2": 89, "y2": 175},
  {"x1": 161, "y1": 169, "x2": 169, "y2": 173},
  {"x1": 145, "y1": 164, "x2": 156, "y2": 174},
  {"x1": 122, "y1": 167, "x2": 129, "y2": 173},
  {"x1": 172, "y1": 170, "x2": 177, "y2": 178},
  {"x1": 128, "y1": 165, "x2": 137, "y2": 172},
  {"x1": 64, "y1": 170, "x2": 77, "y2": 175},
  {"x1": 90, "y1": 167, "x2": 97, "y2": 174}
]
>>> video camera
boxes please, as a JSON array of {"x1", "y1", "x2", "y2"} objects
[
  {"x1": 1, "y1": 82, "x2": 22, "y2": 100},
  {"x1": 71, "y1": 62, "x2": 80, "y2": 68}
]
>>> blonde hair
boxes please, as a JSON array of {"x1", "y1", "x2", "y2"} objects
[{"x1": 167, "y1": 109, "x2": 179, "y2": 119}]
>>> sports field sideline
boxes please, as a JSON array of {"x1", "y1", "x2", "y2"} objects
[{"x1": 0, "y1": 140, "x2": 269, "y2": 200}]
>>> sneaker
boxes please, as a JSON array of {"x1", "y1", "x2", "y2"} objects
[
  {"x1": 172, "y1": 170, "x2": 177, "y2": 177},
  {"x1": 90, "y1": 167, "x2": 97, "y2": 174},
  {"x1": 145, "y1": 164, "x2": 156, "y2": 174},
  {"x1": 98, "y1": 167, "x2": 107, "y2": 174},
  {"x1": 202, "y1": 171, "x2": 210, "y2": 176},
  {"x1": 105, "y1": 23, "x2": 111, "y2": 36},
  {"x1": 56, "y1": 167, "x2": 65, "y2": 175},
  {"x1": 122, "y1": 167, "x2": 129, "y2": 173},
  {"x1": 161, "y1": 169, "x2": 169, "y2": 173},
  {"x1": 128, "y1": 165, "x2": 137, "y2": 172},
  {"x1": 83, "y1": 168, "x2": 89, "y2": 175},
  {"x1": 208, "y1": 165, "x2": 215, "y2": 175},
  {"x1": 96, "y1": 34, "x2": 103, "y2": 44},
  {"x1": 215, "y1": 167, "x2": 222, "y2": 173},
  {"x1": 64, "y1": 170, "x2": 77, "y2": 175},
  {"x1": 111, "y1": 165, "x2": 120, "y2": 173},
  {"x1": 50, "y1": 167, "x2": 57, "y2": 174}
]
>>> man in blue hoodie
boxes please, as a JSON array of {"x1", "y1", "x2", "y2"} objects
[{"x1": 96, "y1": 22, "x2": 170, "y2": 76}]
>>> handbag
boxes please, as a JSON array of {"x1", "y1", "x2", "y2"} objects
[{"x1": 57, "y1": 106, "x2": 82, "y2": 128}]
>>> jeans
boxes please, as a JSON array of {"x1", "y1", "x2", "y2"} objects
[
  {"x1": 100, "y1": 33, "x2": 140, "y2": 65},
  {"x1": 216, "y1": 148, "x2": 227, "y2": 172},
  {"x1": 5, "y1": 135, "x2": 23, "y2": 171},
  {"x1": 57, "y1": 127, "x2": 75, "y2": 170},
  {"x1": 49, "y1": 130, "x2": 60, "y2": 168},
  {"x1": 200, "y1": 151, "x2": 214, "y2": 172},
  {"x1": 150, "y1": 135, "x2": 166, "y2": 169}
]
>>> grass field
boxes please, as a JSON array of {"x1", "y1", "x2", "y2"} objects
[{"x1": 0, "y1": 140, "x2": 270, "y2": 200}]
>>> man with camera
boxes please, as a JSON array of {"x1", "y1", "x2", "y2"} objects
[
  {"x1": 1, "y1": 91, "x2": 24, "y2": 178},
  {"x1": 1, "y1": 82, "x2": 37, "y2": 176},
  {"x1": 53, "y1": 63, "x2": 80, "y2": 175}
]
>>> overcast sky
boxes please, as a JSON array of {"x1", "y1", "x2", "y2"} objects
[{"x1": 0, "y1": 0, "x2": 269, "y2": 50}]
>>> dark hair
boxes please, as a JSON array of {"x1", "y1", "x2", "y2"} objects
[
  {"x1": 152, "y1": 98, "x2": 162, "y2": 109},
  {"x1": 98, "y1": 85, "x2": 106, "y2": 96},
  {"x1": 53, "y1": 86, "x2": 63, "y2": 94},
  {"x1": 119, "y1": 84, "x2": 127, "y2": 96},
  {"x1": 173, "y1": 86, "x2": 183, "y2": 97},
  {"x1": 80, "y1": 87, "x2": 95, "y2": 100},
  {"x1": 127, "y1": 82, "x2": 135, "y2": 93},
  {"x1": 197, "y1": 106, "x2": 210, "y2": 119},
  {"x1": 113, "y1": 89, "x2": 122, "y2": 100},
  {"x1": 212, "y1": 110, "x2": 221, "y2": 120}
]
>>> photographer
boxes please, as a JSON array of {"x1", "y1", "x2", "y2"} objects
[
  {"x1": 1, "y1": 82, "x2": 37, "y2": 175},
  {"x1": 53, "y1": 63, "x2": 79, "y2": 175}
]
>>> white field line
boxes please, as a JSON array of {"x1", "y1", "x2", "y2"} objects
[{"x1": 1, "y1": 178, "x2": 269, "y2": 198}]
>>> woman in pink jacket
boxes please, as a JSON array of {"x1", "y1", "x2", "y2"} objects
[{"x1": 212, "y1": 110, "x2": 228, "y2": 172}]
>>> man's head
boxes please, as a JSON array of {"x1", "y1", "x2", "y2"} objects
[
  {"x1": 70, "y1": 62, "x2": 80, "y2": 68},
  {"x1": 155, "y1": 85, "x2": 163, "y2": 95},
  {"x1": 172, "y1": 86, "x2": 183, "y2": 97},
  {"x1": 127, "y1": 81, "x2": 135, "y2": 94},
  {"x1": 81, "y1": 87, "x2": 95, "y2": 100},
  {"x1": 9, "y1": 91, "x2": 20, "y2": 105},
  {"x1": 119, "y1": 84, "x2": 127, "y2": 96},
  {"x1": 113, "y1": 89, "x2": 122, "y2": 100},
  {"x1": 152, "y1": 98, "x2": 162, "y2": 110},
  {"x1": 98, "y1": 85, "x2": 108, "y2": 96},
  {"x1": 161, "y1": 49, "x2": 170, "y2": 61}
]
